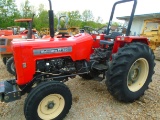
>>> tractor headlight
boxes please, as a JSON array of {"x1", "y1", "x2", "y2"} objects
[
  {"x1": 22, "y1": 36, "x2": 27, "y2": 39},
  {"x1": 117, "y1": 37, "x2": 125, "y2": 41}
]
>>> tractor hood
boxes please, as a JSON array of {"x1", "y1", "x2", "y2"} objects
[
  {"x1": 12, "y1": 33, "x2": 94, "y2": 85},
  {"x1": 0, "y1": 34, "x2": 27, "y2": 40},
  {"x1": 12, "y1": 34, "x2": 93, "y2": 62}
]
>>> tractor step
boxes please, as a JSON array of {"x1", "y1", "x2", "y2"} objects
[
  {"x1": 0, "y1": 80, "x2": 21, "y2": 102},
  {"x1": 92, "y1": 64, "x2": 108, "y2": 71},
  {"x1": 94, "y1": 76, "x2": 105, "y2": 81}
]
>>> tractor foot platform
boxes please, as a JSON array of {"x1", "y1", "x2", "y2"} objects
[
  {"x1": 0, "y1": 80, "x2": 21, "y2": 102},
  {"x1": 94, "y1": 76, "x2": 105, "y2": 81},
  {"x1": 92, "y1": 64, "x2": 108, "y2": 71}
]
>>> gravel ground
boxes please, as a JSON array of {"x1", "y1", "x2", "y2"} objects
[{"x1": 0, "y1": 58, "x2": 160, "y2": 120}]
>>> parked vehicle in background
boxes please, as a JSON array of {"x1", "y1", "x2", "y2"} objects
[
  {"x1": 0, "y1": 18, "x2": 39, "y2": 75},
  {"x1": 141, "y1": 18, "x2": 160, "y2": 50}
]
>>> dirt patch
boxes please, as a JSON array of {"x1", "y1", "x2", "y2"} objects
[
  {"x1": 154, "y1": 47, "x2": 160, "y2": 61},
  {"x1": 0, "y1": 58, "x2": 160, "y2": 120}
]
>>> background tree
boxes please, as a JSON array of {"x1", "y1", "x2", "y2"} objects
[
  {"x1": 19, "y1": 0, "x2": 35, "y2": 28},
  {"x1": 68, "y1": 11, "x2": 81, "y2": 27},
  {"x1": 112, "y1": 22, "x2": 120, "y2": 26},
  {"x1": 34, "y1": 10, "x2": 49, "y2": 30},
  {"x1": 20, "y1": 0, "x2": 33, "y2": 18},
  {"x1": 0, "y1": 0, "x2": 20, "y2": 28},
  {"x1": 0, "y1": 0, "x2": 120, "y2": 32},
  {"x1": 34, "y1": 4, "x2": 58, "y2": 31},
  {"x1": 82, "y1": 10, "x2": 94, "y2": 22},
  {"x1": 81, "y1": 10, "x2": 94, "y2": 28}
]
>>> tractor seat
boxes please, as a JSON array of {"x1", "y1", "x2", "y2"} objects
[
  {"x1": 105, "y1": 32, "x2": 122, "y2": 40},
  {"x1": 57, "y1": 28, "x2": 69, "y2": 37},
  {"x1": 100, "y1": 40, "x2": 114, "y2": 45},
  {"x1": 58, "y1": 28, "x2": 68, "y2": 35}
]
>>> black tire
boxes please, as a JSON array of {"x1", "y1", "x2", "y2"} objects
[
  {"x1": 24, "y1": 81, "x2": 72, "y2": 120},
  {"x1": 106, "y1": 42, "x2": 155, "y2": 102},
  {"x1": 2, "y1": 57, "x2": 7, "y2": 65},
  {"x1": 6, "y1": 57, "x2": 15, "y2": 75}
]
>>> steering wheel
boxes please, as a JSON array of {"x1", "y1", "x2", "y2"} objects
[{"x1": 57, "y1": 15, "x2": 68, "y2": 31}]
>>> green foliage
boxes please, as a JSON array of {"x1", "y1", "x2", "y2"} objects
[
  {"x1": 112, "y1": 22, "x2": 120, "y2": 26},
  {"x1": 82, "y1": 10, "x2": 94, "y2": 22},
  {"x1": 20, "y1": 0, "x2": 33, "y2": 18},
  {"x1": 55, "y1": 10, "x2": 106, "y2": 30},
  {"x1": 68, "y1": 11, "x2": 81, "y2": 27},
  {"x1": 0, "y1": 0, "x2": 21, "y2": 28},
  {"x1": 34, "y1": 10, "x2": 49, "y2": 30},
  {"x1": 34, "y1": 4, "x2": 58, "y2": 31},
  {"x1": 0, "y1": 0, "x2": 119, "y2": 31}
]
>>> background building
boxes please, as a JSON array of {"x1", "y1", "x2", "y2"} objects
[{"x1": 117, "y1": 12, "x2": 160, "y2": 36}]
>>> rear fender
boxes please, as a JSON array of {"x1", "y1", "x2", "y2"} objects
[
  {"x1": 92, "y1": 34, "x2": 105, "y2": 48},
  {"x1": 112, "y1": 36, "x2": 149, "y2": 54}
]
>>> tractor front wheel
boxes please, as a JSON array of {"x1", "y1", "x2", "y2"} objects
[
  {"x1": 6, "y1": 57, "x2": 15, "y2": 75},
  {"x1": 106, "y1": 42, "x2": 155, "y2": 102},
  {"x1": 24, "y1": 81, "x2": 72, "y2": 120},
  {"x1": 2, "y1": 57, "x2": 7, "y2": 65}
]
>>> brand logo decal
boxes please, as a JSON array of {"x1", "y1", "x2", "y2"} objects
[{"x1": 33, "y1": 47, "x2": 72, "y2": 55}]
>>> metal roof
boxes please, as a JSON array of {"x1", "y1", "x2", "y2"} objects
[{"x1": 117, "y1": 12, "x2": 160, "y2": 20}]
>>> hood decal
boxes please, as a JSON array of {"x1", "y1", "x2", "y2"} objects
[{"x1": 33, "y1": 46, "x2": 72, "y2": 55}]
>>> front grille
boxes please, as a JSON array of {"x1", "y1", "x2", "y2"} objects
[
  {"x1": 0, "y1": 48, "x2": 6, "y2": 52},
  {"x1": 0, "y1": 38, "x2": 7, "y2": 45}
]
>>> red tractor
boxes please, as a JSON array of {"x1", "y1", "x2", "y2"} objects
[
  {"x1": 0, "y1": 0, "x2": 155, "y2": 120},
  {"x1": 0, "y1": 16, "x2": 39, "y2": 75}
]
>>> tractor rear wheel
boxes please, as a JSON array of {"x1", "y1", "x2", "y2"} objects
[
  {"x1": 106, "y1": 42, "x2": 155, "y2": 102},
  {"x1": 6, "y1": 57, "x2": 15, "y2": 75},
  {"x1": 24, "y1": 81, "x2": 72, "y2": 120}
]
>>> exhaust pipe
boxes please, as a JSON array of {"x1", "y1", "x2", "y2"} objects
[
  {"x1": 48, "y1": 0, "x2": 54, "y2": 38},
  {"x1": 27, "y1": 14, "x2": 35, "y2": 39}
]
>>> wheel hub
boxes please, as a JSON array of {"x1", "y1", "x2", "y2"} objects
[
  {"x1": 129, "y1": 63, "x2": 141, "y2": 85},
  {"x1": 127, "y1": 58, "x2": 149, "y2": 92},
  {"x1": 37, "y1": 94, "x2": 65, "y2": 119},
  {"x1": 131, "y1": 69, "x2": 139, "y2": 80},
  {"x1": 47, "y1": 101, "x2": 55, "y2": 109}
]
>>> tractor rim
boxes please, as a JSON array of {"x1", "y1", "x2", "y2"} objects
[
  {"x1": 127, "y1": 58, "x2": 149, "y2": 92},
  {"x1": 37, "y1": 94, "x2": 65, "y2": 119},
  {"x1": 11, "y1": 62, "x2": 15, "y2": 72}
]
